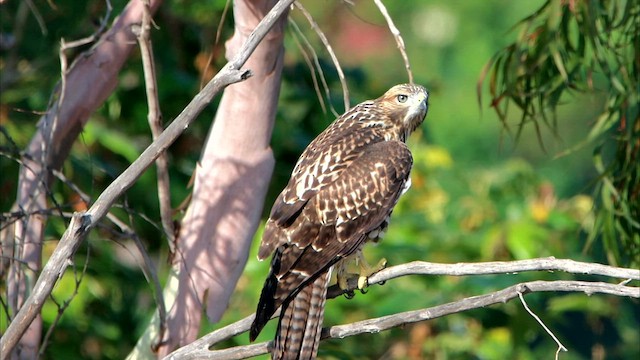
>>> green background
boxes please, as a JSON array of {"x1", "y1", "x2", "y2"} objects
[{"x1": 1, "y1": 0, "x2": 637, "y2": 359}]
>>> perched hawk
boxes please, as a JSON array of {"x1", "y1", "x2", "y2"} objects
[{"x1": 250, "y1": 84, "x2": 429, "y2": 359}]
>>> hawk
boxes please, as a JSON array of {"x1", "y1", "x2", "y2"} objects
[{"x1": 250, "y1": 83, "x2": 429, "y2": 359}]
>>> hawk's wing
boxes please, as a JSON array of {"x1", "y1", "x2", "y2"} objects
[
  {"x1": 259, "y1": 104, "x2": 387, "y2": 259},
  {"x1": 250, "y1": 140, "x2": 413, "y2": 339}
]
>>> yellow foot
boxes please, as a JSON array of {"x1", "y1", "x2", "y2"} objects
[
  {"x1": 336, "y1": 254, "x2": 388, "y2": 298},
  {"x1": 357, "y1": 257, "x2": 387, "y2": 290}
]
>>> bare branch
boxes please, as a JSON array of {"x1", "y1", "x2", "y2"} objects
[
  {"x1": 133, "y1": 0, "x2": 175, "y2": 255},
  {"x1": 324, "y1": 280, "x2": 638, "y2": 339},
  {"x1": 0, "y1": 0, "x2": 296, "y2": 354},
  {"x1": 372, "y1": 0, "x2": 413, "y2": 83},
  {"x1": 328, "y1": 256, "x2": 640, "y2": 297},
  {"x1": 517, "y1": 291, "x2": 567, "y2": 359},
  {"x1": 166, "y1": 277, "x2": 638, "y2": 359},
  {"x1": 163, "y1": 258, "x2": 639, "y2": 359},
  {"x1": 294, "y1": 1, "x2": 350, "y2": 112}
]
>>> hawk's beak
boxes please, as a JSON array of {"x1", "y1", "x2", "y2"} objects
[
  {"x1": 417, "y1": 92, "x2": 428, "y2": 112},
  {"x1": 408, "y1": 92, "x2": 428, "y2": 118}
]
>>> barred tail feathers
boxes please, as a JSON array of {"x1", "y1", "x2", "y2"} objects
[{"x1": 273, "y1": 270, "x2": 330, "y2": 360}]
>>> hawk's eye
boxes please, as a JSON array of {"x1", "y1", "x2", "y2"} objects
[{"x1": 397, "y1": 94, "x2": 408, "y2": 103}]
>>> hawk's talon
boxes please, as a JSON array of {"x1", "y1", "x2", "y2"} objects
[
  {"x1": 343, "y1": 290, "x2": 355, "y2": 299},
  {"x1": 354, "y1": 256, "x2": 388, "y2": 290},
  {"x1": 357, "y1": 275, "x2": 368, "y2": 290},
  {"x1": 336, "y1": 254, "x2": 388, "y2": 294}
]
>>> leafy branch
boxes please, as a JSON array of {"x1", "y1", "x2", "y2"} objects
[{"x1": 478, "y1": 0, "x2": 639, "y2": 267}]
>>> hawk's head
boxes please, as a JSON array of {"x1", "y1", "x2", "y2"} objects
[{"x1": 376, "y1": 83, "x2": 429, "y2": 140}]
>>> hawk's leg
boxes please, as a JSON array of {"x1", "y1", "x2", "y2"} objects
[
  {"x1": 336, "y1": 251, "x2": 387, "y2": 294},
  {"x1": 355, "y1": 252, "x2": 387, "y2": 290}
]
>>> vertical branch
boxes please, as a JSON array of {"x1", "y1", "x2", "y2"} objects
[
  {"x1": 289, "y1": 19, "x2": 339, "y2": 117},
  {"x1": 294, "y1": 1, "x2": 350, "y2": 111},
  {"x1": 134, "y1": 0, "x2": 176, "y2": 251},
  {"x1": 373, "y1": 0, "x2": 414, "y2": 84}
]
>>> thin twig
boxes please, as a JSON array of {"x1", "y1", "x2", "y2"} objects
[
  {"x1": 216, "y1": 0, "x2": 232, "y2": 46},
  {"x1": 24, "y1": 0, "x2": 47, "y2": 35},
  {"x1": 294, "y1": 1, "x2": 350, "y2": 112},
  {"x1": 122, "y1": 196, "x2": 168, "y2": 351},
  {"x1": 517, "y1": 290, "x2": 567, "y2": 360},
  {"x1": 59, "y1": 0, "x2": 112, "y2": 50},
  {"x1": 134, "y1": 0, "x2": 175, "y2": 254},
  {"x1": 289, "y1": 20, "x2": 329, "y2": 115},
  {"x1": 39, "y1": 244, "x2": 91, "y2": 357},
  {"x1": 199, "y1": 0, "x2": 232, "y2": 89},
  {"x1": 372, "y1": 0, "x2": 413, "y2": 83}
]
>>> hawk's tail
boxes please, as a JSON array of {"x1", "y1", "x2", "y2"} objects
[{"x1": 273, "y1": 271, "x2": 330, "y2": 360}]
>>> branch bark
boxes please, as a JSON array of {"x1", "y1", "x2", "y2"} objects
[
  {"x1": 1, "y1": 0, "x2": 296, "y2": 355},
  {"x1": 327, "y1": 256, "x2": 640, "y2": 298},
  {"x1": 164, "y1": 258, "x2": 639, "y2": 360}
]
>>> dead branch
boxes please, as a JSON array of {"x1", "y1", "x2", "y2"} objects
[
  {"x1": 0, "y1": 0, "x2": 296, "y2": 356},
  {"x1": 295, "y1": 1, "x2": 350, "y2": 112},
  {"x1": 133, "y1": 0, "x2": 175, "y2": 254},
  {"x1": 328, "y1": 256, "x2": 640, "y2": 297},
  {"x1": 372, "y1": 0, "x2": 413, "y2": 83},
  {"x1": 164, "y1": 258, "x2": 639, "y2": 360}
]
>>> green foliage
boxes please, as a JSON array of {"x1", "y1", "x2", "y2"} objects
[
  {"x1": 479, "y1": 0, "x2": 639, "y2": 267},
  {"x1": 1, "y1": 0, "x2": 637, "y2": 359}
]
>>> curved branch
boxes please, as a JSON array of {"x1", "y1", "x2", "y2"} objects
[
  {"x1": 295, "y1": 1, "x2": 350, "y2": 112},
  {"x1": 167, "y1": 279, "x2": 638, "y2": 360},
  {"x1": 373, "y1": 0, "x2": 413, "y2": 83},
  {"x1": 325, "y1": 280, "x2": 638, "y2": 340},
  {"x1": 164, "y1": 258, "x2": 639, "y2": 359}
]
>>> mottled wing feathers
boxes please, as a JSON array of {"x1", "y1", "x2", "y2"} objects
[
  {"x1": 259, "y1": 106, "x2": 388, "y2": 259},
  {"x1": 314, "y1": 141, "x2": 412, "y2": 243}
]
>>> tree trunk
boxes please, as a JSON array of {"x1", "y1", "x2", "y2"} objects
[{"x1": 155, "y1": 0, "x2": 288, "y2": 356}]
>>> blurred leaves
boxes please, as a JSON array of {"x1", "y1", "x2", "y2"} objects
[{"x1": 479, "y1": 0, "x2": 639, "y2": 267}]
